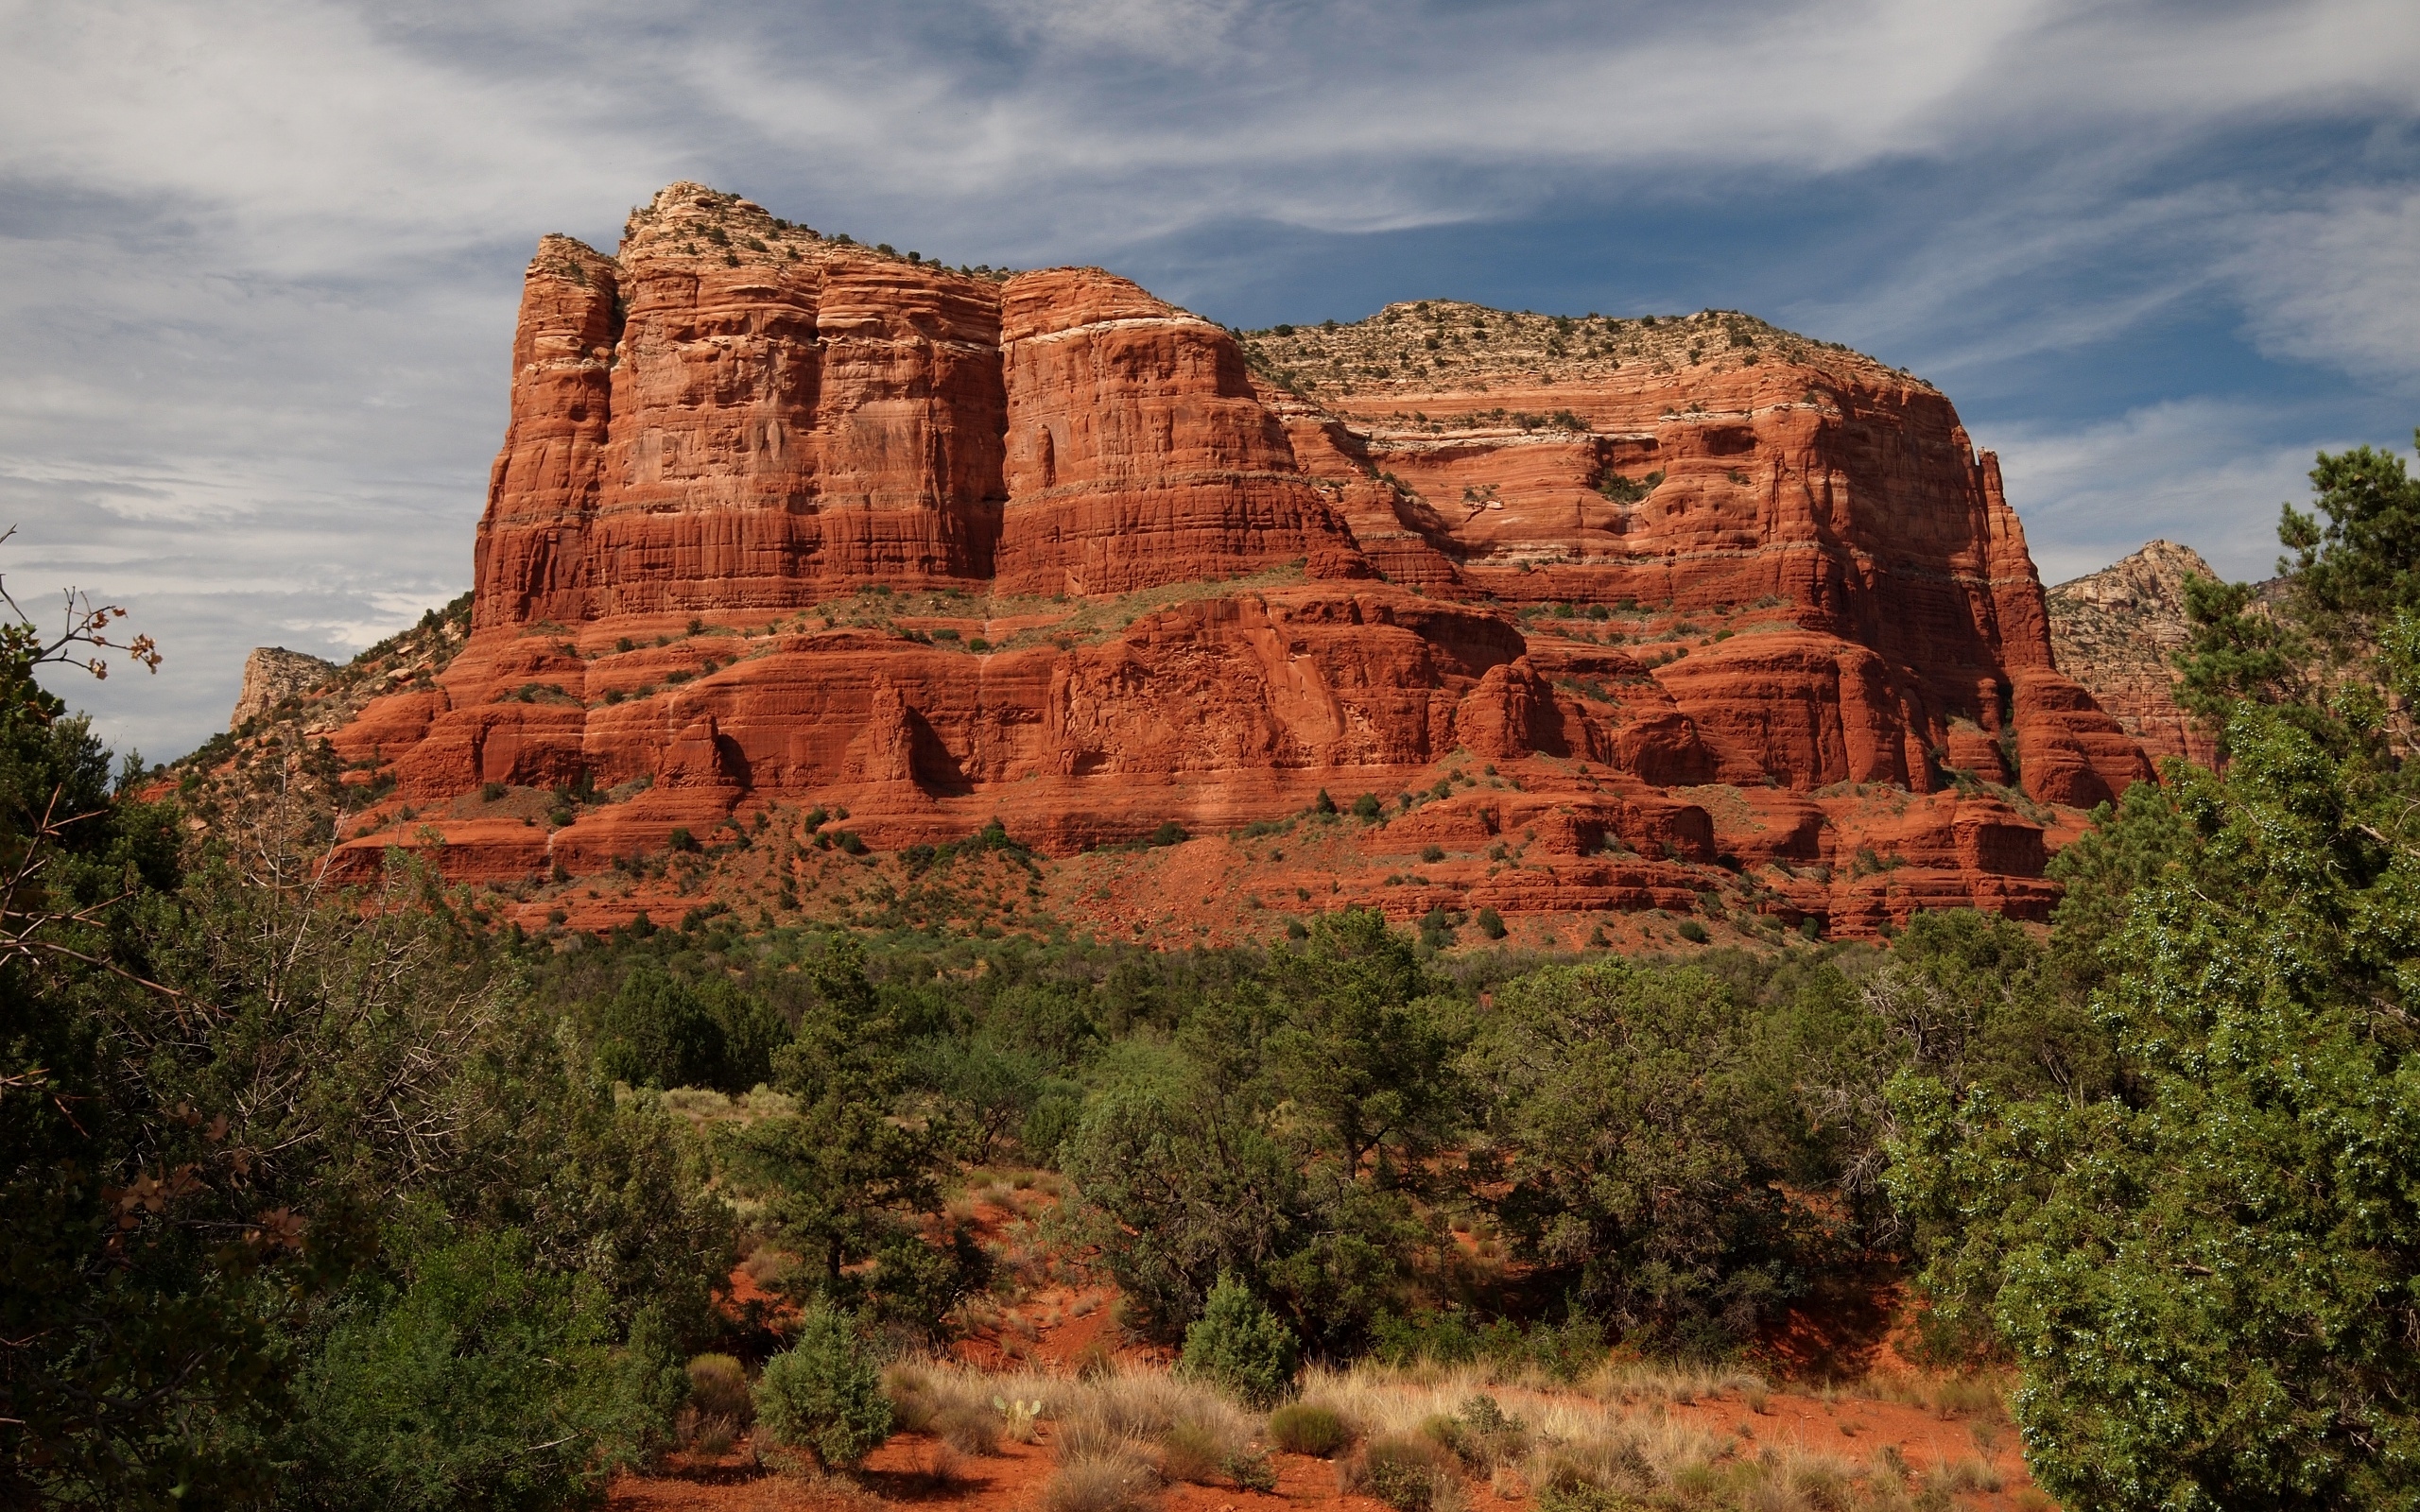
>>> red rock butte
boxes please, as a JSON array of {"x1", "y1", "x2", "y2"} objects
[{"x1": 322, "y1": 181, "x2": 2152, "y2": 936}]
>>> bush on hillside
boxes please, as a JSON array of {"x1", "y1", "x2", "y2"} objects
[
  {"x1": 1177, "y1": 1274, "x2": 1299, "y2": 1408},
  {"x1": 1473, "y1": 959, "x2": 1813, "y2": 1356},
  {"x1": 753, "y1": 1306, "x2": 893, "y2": 1469},
  {"x1": 686, "y1": 1353, "x2": 752, "y2": 1424},
  {"x1": 293, "y1": 1228, "x2": 672, "y2": 1512}
]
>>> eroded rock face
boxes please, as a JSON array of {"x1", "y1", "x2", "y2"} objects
[
  {"x1": 2046, "y1": 540, "x2": 2220, "y2": 767},
  {"x1": 313, "y1": 182, "x2": 2154, "y2": 936},
  {"x1": 230, "y1": 647, "x2": 337, "y2": 730}
]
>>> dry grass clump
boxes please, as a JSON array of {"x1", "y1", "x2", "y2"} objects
[
  {"x1": 1861, "y1": 1371, "x2": 2013, "y2": 1423},
  {"x1": 738, "y1": 1246, "x2": 790, "y2": 1289},
  {"x1": 1304, "y1": 1361, "x2": 1961, "y2": 1512},
  {"x1": 685, "y1": 1413, "x2": 737, "y2": 1457},
  {"x1": 890, "y1": 1357, "x2": 1241, "y2": 1453},
  {"x1": 1927, "y1": 1456, "x2": 2005, "y2": 1495},
  {"x1": 883, "y1": 1359, "x2": 1030, "y2": 1454},
  {"x1": 1298, "y1": 1364, "x2": 1607, "y2": 1447},
  {"x1": 686, "y1": 1353, "x2": 753, "y2": 1424},
  {"x1": 882, "y1": 1360, "x2": 948, "y2": 1434},
  {"x1": 1154, "y1": 1415, "x2": 1275, "y2": 1492},
  {"x1": 937, "y1": 1402, "x2": 1003, "y2": 1455},
  {"x1": 1054, "y1": 1375, "x2": 1266, "y2": 1491},
  {"x1": 919, "y1": 1440, "x2": 969, "y2": 1490},
  {"x1": 1070, "y1": 1366, "x2": 1251, "y2": 1446},
  {"x1": 895, "y1": 1357, "x2": 1256, "y2": 1503},
  {"x1": 1540, "y1": 1431, "x2": 1932, "y2": 1512},
  {"x1": 1158, "y1": 1420, "x2": 1226, "y2": 1485},
  {"x1": 1587, "y1": 1359, "x2": 1772, "y2": 1409},
  {"x1": 905, "y1": 1356, "x2": 2024, "y2": 1512},
  {"x1": 1045, "y1": 1450, "x2": 1159, "y2": 1512}
]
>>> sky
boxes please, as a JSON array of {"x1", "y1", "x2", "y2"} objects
[{"x1": 4, "y1": 0, "x2": 2417, "y2": 761}]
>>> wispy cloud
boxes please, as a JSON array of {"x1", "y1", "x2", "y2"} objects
[{"x1": 2228, "y1": 184, "x2": 2420, "y2": 389}]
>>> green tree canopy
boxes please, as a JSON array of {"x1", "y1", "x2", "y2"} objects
[{"x1": 1892, "y1": 429, "x2": 2420, "y2": 1510}]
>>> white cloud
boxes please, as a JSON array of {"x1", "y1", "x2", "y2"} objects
[
  {"x1": 976, "y1": 0, "x2": 1253, "y2": 64},
  {"x1": 2228, "y1": 185, "x2": 2420, "y2": 388}
]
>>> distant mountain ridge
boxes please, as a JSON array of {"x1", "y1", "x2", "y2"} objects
[{"x1": 2046, "y1": 541, "x2": 2221, "y2": 769}]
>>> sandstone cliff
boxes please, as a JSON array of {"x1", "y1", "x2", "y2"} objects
[
  {"x1": 229, "y1": 646, "x2": 337, "y2": 730},
  {"x1": 221, "y1": 181, "x2": 2154, "y2": 942},
  {"x1": 2045, "y1": 541, "x2": 2219, "y2": 768}
]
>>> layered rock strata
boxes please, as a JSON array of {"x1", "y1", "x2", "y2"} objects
[{"x1": 306, "y1": 182, "x2": 2153, "y2": 936}]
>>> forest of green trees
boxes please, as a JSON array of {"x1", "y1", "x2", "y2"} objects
[{"x1": 5, "y1": 433, "x2": 2418, "y2": 1510}]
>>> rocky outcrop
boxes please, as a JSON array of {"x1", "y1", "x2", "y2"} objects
[
  {"x1": 288, "y1": 182, "x2": 2157, "y2": 938},
  {"x1": 230, "y1": 647, "x2": 337, "y2": 730},
  {"x1": 2046, "y1": 540, "x2": 2219, "y2": 767}
]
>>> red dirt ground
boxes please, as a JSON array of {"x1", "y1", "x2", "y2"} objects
[{"x1": 608, "y1": 1389, "x2": 2041, "y2": 1512}]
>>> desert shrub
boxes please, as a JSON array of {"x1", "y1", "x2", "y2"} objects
[
  {"x1": 1676, "y1": 919, "x2": 1709, "y2": 943},
  {"x1": 1352, "y1": 1433, "x2": 1461, "y2": 1512},
  {"x1": 1439, "y1": 1395, "x2": 1527, "y2": 1469},
  {"x1": 1269, "y1": 1402, "x2": 1352, "y2": 1457},
  {"x1": 923, "y1": 1035, "x2": 1055, "y2": 1163},
  {"x1": 865, "y1": 1225, "x2": 993, "y2": 1339},
  {"x1": 715, "y1": 936, "x2": 956, "y2": 1330},
  {"x1": 1061, "y1": 1084, "x2": 1303, "y2": 1334},
  {"x1": 686, "y1": 1353, "x2": 752, "y2": 1424},
  {"x1": 1179, "y1": 1274, "x2": 1300, "y2": 1408},
  {"x1": 753, "y1": 1306, "x2": 893, "y2": 1469},
  {"x1": 1476, "y1": 907, "x2": 1506, "y2": 939},
  {"x1": 1228, "y1": 1447, "x2": 1279, "y2": 1492}
]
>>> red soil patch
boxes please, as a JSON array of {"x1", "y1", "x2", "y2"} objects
[
  {"x1": 1665, "y1": 1388, "x2": 2033, "y2": 1508},
  {"x1": 724, "y1": 1262, "x2": 799, "y2": 1329},
  {"x1": 605, "y1": 1435, "x2": 838, "y2": 1512},
  {"x1": 1756, "y1": 1270, "x2": 1924, "y2": 1383},
  {"x1": 949, "y1": 1281, "x2": 1137, "y2": 1373}
]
